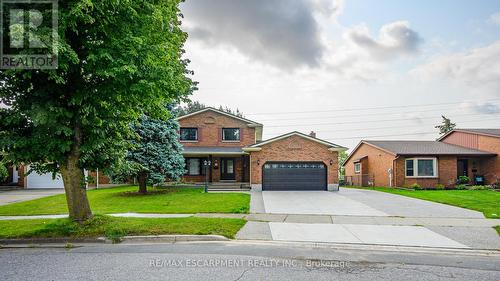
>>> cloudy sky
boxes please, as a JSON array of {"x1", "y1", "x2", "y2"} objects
[{"x1": 180, "y1": 0, "x2": 500, "y2": 150}]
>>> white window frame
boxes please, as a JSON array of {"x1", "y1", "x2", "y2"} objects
[
  {"x1": 222, "y1": 128, "x2": 240, "y2": 142},
  {"x1": 405, "y1": 158, "x2": 438, "y2": 178},
  {"x1": 354, "y1": 163, "x2": 361, "y2": 174}
]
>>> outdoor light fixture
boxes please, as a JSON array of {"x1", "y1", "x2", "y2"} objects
[
  {"x1": 257, "y1": 159, "x2": 260, "y2": 165},
  {"x1": 329, "y1": 159, "x2": 334, "y2": 165}
]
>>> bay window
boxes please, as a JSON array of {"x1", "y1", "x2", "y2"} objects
[{"x1": 405, "y1": 158, "x2": 437, "y2": 177}]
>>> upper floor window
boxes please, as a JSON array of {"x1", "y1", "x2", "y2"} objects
[
  {"x1": 222, "y1": 128, "x2": 240, "y2": 141},
  {"x1": 354, "y1": 163, "x2": 361, "y2": 174},
  {"x1": 180, "y1": 128, "x2": 198, "y2": 141},
  {"x1": 405, "y1": 158, "x2": 437, "y2": 177}
]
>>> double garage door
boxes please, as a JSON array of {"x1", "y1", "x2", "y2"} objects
[{"x1": 262, "y1": 162, "x2": 327, "y2": 191}]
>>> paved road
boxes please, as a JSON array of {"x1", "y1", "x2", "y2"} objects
[
  {"x1": 0, "y1": 189, "x2": 64, "y2": 206},
  {"x1": 1, "y1": 242, "x2": 499, "y2": 280}
]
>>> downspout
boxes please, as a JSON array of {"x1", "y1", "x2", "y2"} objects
[{"x1": 392, "y1": 155, "x2": 399, "y2": 188}]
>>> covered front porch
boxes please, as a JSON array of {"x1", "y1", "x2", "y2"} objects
[
  {"x1": 182, "y1": 147, "x2": 250, "y2": 185},
  {"x1": 456, "y1": 156, "x2": 497, "y2": 185}
]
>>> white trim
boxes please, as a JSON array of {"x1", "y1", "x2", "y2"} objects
[
  {"x1": 249, "y1": 131, "x2": 347, "y2": 149},
  {"x1": 176, "y1": 107, "x2": 262, "y2": 126},
  {"x1": 405, "y1": 157, "x2": 438, "y2": 178},
  {"x1": 242, "y1": 147, "x2": 262, "y2": 152},
  {"x1": 354, "y1": 163, "x2": 361, "y2": 174}
]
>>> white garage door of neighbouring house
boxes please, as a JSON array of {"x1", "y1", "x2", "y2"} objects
[{"x1": 26, "y1": 170, "x2": 64, "y2": 189}]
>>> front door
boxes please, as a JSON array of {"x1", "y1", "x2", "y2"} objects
[
  {"x1": 457, "y1": 159, "x2": 468, "y2": 177},
  {"x1": 220, "y1": 158, "x2": 235, "y2": 180}
]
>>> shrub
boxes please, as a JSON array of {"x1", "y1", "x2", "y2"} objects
[
  {"x1": 410, "y1": 183, "x2": 422, "y2": 190},
  {"x1": 458, "y1": 176, "x2": 470, "y2": 184},
  {"x1": 434, "y1": 184, "x2": 445, "y2": 190},
  {"x1": 0, "y1": 163, "x2": 8, "y2": 183},
  {"x1": 466, "y1": 185, "x2": 488, "y2": 190},
  {"x1": 455, "y1": 184, "x2": 467, "y2": 190}
]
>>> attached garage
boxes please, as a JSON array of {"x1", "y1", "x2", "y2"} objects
[
  {"x1": 244, "y1": 131, "x2": 347, "y2": 191},
  {"x1": 262, "y1": 162, "x2": 327, "y2": 191},
  {"x1": 26, "y1": 170, "x2": 64, "y2": 189}
]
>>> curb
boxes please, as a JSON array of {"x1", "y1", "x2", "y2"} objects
[
  {"x1": 0, "y1": 235, "x2": 229, "y2": 247},
  {"x1": 0, "y1": 237, "x2": 106, "y2": 245},
  {"x1": 120, "y1": 235, "x2": 229, "y2": 243}
]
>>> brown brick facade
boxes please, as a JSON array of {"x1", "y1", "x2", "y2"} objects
[
  {"x1": 248, "y1": 135, "x2": 339, "y2": 185},
  {"x1": 344, "y1": 143, "x2": 395, "y2": 187},
  {"x1": 178, "y1": 110, "x2": 256, "y2": 147},
  {"x1": 441, "y1": 131, "x2": 500, "y2": 184}
]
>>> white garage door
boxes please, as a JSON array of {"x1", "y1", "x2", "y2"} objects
[{"x1": 26, "y1": 171, "x2": 64, "y2": 189}]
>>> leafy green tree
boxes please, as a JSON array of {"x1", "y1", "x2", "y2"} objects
[
  {"x1": 109, "y1": 114, "x2": 185, "y2": 194},
  {"x1": 435, "y1": 115, "x2": 456, "y2": 135},
  {"x1": 176, "y1": 101, "x2": 244, "y2": 117},
  {"x1": 0, "y1": 1, "x2": 193, "y2": 222},
  {"x1": 338, "y1": 151, "x2": 348, "y2": 179}
]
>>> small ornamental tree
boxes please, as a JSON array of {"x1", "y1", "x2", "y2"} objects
[
  {"x1": 435, "y1": 115, "x2": 456, "y2": 135},
  {"x1": 111, "y1": 114, "x2": 185, "y2": 194},
  {"x1": 0, "y1": 0, "x2": 193, "y2": 222}
]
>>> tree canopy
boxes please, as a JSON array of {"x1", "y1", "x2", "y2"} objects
[
  {"x1": 435, "y1": 115, "x2": 456, "y2": 136},
  {"x1": 176, "y1": 101, "x2": 245, "y2": 117},
  {"x1": 0, "y1": 0, "x2": 194, "y2": 221}
]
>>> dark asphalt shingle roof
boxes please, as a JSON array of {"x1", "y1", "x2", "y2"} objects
[
  {"x1": 455, "y1": 129, "x2": 500, "y2": 137},
  {"x1": 182, "y1": 146, "x2": 244, "y2": 154},
  {"x1": 364, "y1": 140, "x2": 496, "y2": 156}
]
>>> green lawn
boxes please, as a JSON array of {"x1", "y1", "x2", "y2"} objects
[
  {"x1": 0, "y1": 186, "x2": 250, "y2": 216},
  {"x1": 0, "y1": 215, "x2": 246, "y2": 239},
  {"x1": 349, "y1": 187, "x2": 500, "y2": 219}
]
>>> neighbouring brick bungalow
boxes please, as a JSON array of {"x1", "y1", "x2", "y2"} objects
[
  {"x1": 343, "y1": 137, "x2": 497, "y2": 188},
  {"x1": 177, "y1": 107, "x2": 347, "y2": 191}
]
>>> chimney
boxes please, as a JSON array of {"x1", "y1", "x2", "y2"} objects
[{"x1": 309, "y1": 131, "x2": 316, "y2": 138}]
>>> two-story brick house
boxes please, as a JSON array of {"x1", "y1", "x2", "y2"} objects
[{"x1": 177, "y1": 107, "x2": 347, "y2": 191}]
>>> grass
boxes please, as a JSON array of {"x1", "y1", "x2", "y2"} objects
[
  {"x1": 0, "y1": 215, "x2": 246, "y2": 239},
  {"x1": 0, "y1": 186, "x2": 250, "y2": 216},
  {"x1": 347, "y1": 186, "x2": 500, "y2": 219},
  {"x1": 496, "y1": 226, "x2": 500, "y2": 236}
]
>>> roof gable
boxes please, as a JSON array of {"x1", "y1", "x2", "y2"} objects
[
  {"x1": 246, "y1": 131, "x2": 347, "y2": 151},
  {"x1": 438, "y1": 129, "x2": 500, "y2": 141},
  {"x1": 176, "y1": 107, "x2": 262, "y2": 126}
]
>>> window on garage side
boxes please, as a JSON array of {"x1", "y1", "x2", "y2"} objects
[
  {"x1": 354, "y1": 163, "x2": 361, "y2": 174},
  {"x1": 405, "y1": 158, "x2": 437, "y2": 177}
]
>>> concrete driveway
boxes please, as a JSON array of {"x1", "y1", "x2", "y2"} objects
[
  {"x1": 259, "y1": 188, "x2": 484, "y2": 218},
  {"x1": 240, "y1": 188, "x2": 498, "y2": 249},
  {"x1": 0, "y1": 189, "x2": 64, "y2": 206}
]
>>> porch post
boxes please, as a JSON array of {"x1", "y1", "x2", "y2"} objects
[{"x1": 209, "y1": 154, "x2": 213, "y2": 183}]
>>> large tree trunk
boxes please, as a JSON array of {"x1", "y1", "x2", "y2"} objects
[
  {"x1": 60, "y1": 125, "x2": 92, "y2": 223},
  {"x1": 138, "y1": 171, "x2": 148, "y2": 194}
]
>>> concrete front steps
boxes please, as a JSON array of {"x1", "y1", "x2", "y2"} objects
[{"x1": 208, "y1": 182, "x2": 251, "y2": 191}]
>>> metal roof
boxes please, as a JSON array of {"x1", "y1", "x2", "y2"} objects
[{"x1": 363, "y1": 140, "x2": 496, "y2": 156}]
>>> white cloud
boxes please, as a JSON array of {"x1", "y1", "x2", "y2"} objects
[
  {"x1": 346, "y1": 21, "x2": 423, "y2": 60},
  {"x1": 460, "y1": 101, "x2": 500, "y2": 114},
  {"x1": 490, "y1": 13, "x2": 500, "y2": 25},
  {"x1": 181, "y1": 0, "x2": 344, "y2": 70},
  {"x1": 411, "y1": 41, "x2": 500, "y2": 95}
]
